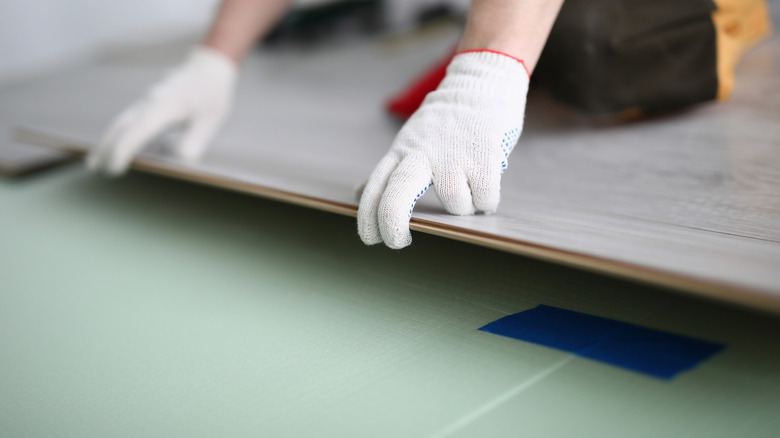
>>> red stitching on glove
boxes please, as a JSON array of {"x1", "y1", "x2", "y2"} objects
[{"x1": 454, "y1": 49, "x2": 530, "y2": 78}]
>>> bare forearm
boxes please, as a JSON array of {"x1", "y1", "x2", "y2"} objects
[
  {"x1": 203, "y1": 0, "x2": 293, "y2": 63},
  {"x1": 458, "y1": 0, "x2": 564, "y2": 72}
]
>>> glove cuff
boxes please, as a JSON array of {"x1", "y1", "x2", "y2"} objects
[
  {"x1": 439, "y1": 50, "x2": 530, "y2": 98},
  {"x1": 454, "y1": 49, "x2": 530, "y2": 78},
  {"x1": 187, "y1": 45, "x2": 238, "y2": 81}
]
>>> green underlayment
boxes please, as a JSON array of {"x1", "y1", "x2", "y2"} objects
[{"x1": 2, "y1": 165, "x2": 780, "y2": 437}]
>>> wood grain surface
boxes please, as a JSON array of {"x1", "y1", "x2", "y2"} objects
[{"x1": 5, "y1": 26, "x2": 780, "y2": 312}]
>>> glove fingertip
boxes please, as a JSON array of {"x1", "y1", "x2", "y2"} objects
[
  {"x1": 359, "y1": 232, "x2": 384, "y2": 246},
  {"x1": 174, "y1": 147, "x2": 205, "y2": 163},
  {"x1": 384, "y1": 229, "x2": 413, "y2": 250},
  {"x1": 104, "y1": 164, "x2": 128, "y2": 178},
  {"x1": 85, "y1": 154, "x2": 99, "y2": 172}
]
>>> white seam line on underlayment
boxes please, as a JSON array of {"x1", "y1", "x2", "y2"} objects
[{"x1": 429, "y1": 354, "x2": 576, "y2": 438}]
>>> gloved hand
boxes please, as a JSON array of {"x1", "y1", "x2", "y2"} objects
[
  {"x1": 358, "y1": 50, "x2": 530, "y2": 249},
  {"x1": 87, "y1": 46, "x2": 236, "y2": 176}
]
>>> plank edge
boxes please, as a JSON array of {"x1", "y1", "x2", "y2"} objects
[{"x1": 14, "y1": 125, "x2": 780, "y2": 315}]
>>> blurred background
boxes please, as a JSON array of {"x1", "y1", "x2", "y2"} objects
[{"x1": 0, "y1": 0, "x2": 470, "y2": 84}]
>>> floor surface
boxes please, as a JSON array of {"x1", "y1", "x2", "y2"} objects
[{"x1": 2, "y1": 167, "x2": 780, "y2": 437}]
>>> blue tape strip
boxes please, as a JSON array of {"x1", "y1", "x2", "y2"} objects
[{"x1": 479, "y1": 305, "x2": 725, "y2": 380}]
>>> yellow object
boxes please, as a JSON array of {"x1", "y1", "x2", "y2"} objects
[{"x1": 712, "y1": 0, "x2": 772, "y2": 99}]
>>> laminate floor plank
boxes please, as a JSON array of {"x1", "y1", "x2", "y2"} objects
[{"x1": 4, "y1": 27, "x2": 780, "y2": 310}]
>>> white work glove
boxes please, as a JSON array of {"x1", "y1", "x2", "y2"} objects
[
  {"x1": 87, "y1": 46, "x2": 236, "y2": 176},
  {"x1": 358, "y1": 50, "x2": 529, "y2": 249}
]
